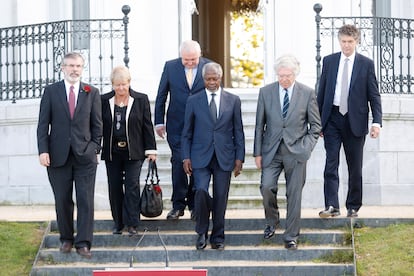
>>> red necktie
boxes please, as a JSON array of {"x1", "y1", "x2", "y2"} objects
[{"x1": 69, "y1": 85, "x2": 75, "y2": 119}]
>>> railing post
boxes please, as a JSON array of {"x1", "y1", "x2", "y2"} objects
[
  {"x1": 314, "y1": 3, "x2": 323, "y2": 93},
  {"x1": 122, "y1": 5, "x2": 131, "y2": 68}
]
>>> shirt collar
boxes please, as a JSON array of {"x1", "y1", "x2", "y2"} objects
[{"x1": 341, "y1": 51, "x2": 356, "y2": 63}]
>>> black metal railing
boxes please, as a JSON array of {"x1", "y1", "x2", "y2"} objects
[
  {"x1": 0, "y1": 5, "x2": 130, "y2": 103},
  {"x1": 314, "y1": 3, "x2": 414, "y2": 94}
]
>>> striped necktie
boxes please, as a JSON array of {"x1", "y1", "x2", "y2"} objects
[{"x1": 282, "y1": 88, "x2": 289, "y2": 119}]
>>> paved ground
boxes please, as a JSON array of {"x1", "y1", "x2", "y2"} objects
[{"x1": 1, "y1": 205, "x2": 414, "y2": 222}]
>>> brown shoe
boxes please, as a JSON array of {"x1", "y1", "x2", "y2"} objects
[
  {"x1": 76, "y1": 247, "x2": 92, "y2": 259},
  {"x1": 59, "y1": 241, "x2": 73, "y2": 253}
]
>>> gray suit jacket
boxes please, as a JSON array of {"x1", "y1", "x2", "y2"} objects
[{"x1": 253, "y1": 81, "x2": 321, "y2": 166}]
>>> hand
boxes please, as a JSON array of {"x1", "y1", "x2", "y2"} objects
[
  {"x1": 147, "y1": 154, "x2": 157, "y2": 161},
  {"x1": 183, "y1": 159, "x2": 192, "y2": 176},
  {"x1": 39, "y1": 153, "x2": 50, "y2": 167},
  {"x1": 233, "y1": 160, "x2": 243, "y2": 177},
  {"x1": 155, "y1": 125, "x2": 166, "y2": 139},
  {"x1": 370, "y1": 126, "x2": 380, "y2": 138},
  {"x1": 255, "y1": 156, "x2": 262, "y2": 170},
  {"x1": 319, "y1": 131, "x2": 324, "y2": 138}
]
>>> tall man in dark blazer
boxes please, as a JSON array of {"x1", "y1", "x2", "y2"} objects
[
  {"x1": 155, "y1": 40, "x2": 212, "y2": 220},
  {"x1": 254, "y1": 55, "x2": 321, "y2": 250},
  {"x1": 182, "y1": 62, "x2": 245, "y2": 250},
  {"x1": 317, "y1": 24, "x2": 382, "y2": 218},
  {"x1": 37, "y1": 52, "x2": 102, "y2": 258}
]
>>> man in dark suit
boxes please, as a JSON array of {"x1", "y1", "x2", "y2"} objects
[
  {"x1": 254, "y1": 54, "x2": 321, "y2": 250},
  {"x1": 37, "y1": 52, "x2": 102, "y2": 258},
  {"x1": 182, "y1": 62, "x2": 245, "y2": 250},
  {"x1": 317, "y1": 24, "x2": 382, "y2": 218},
  {"x1": 155, "y1": 40, "x2": 212, "y2": 220}
]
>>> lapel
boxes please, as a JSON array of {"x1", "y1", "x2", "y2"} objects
[
  {"x1": 349, "y1": 53, "x2": 362, "y2": 92},
  {"x1": 58, "y1": 81, "x2": 71, "y2": 118},
  {"x1": 273, "y1": 82, "x2": 283, "y2": 119},
  {"x1": 191, "y1": 59, "x2": 205, "y2": 90},
  {"x1": 199, "y1": 92, "x2": 215, "y2": 125},
  {"x1": 287, "y1": 83, "x2": 302, "y2": 120},
  {"x1": 75, "y1": 83, "x2": 86, "y2": 118}
]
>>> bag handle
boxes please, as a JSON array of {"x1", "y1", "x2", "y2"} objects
[{"x1": 145, "y1": 160, "x2": 160, "y2": 185}]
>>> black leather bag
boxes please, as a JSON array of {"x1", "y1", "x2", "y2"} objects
[{"x1": 140, "y1": 160, "x2": 163, "y2": 218}]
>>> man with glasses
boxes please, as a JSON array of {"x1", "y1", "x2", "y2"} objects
[
  {"x1": 253, "y1": 54, "x2": 321, "y2": 250},
  {"x1": 37, "y1": 52, "x2": 102, "y2": 258}
]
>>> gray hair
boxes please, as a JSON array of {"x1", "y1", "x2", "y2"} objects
[
  {"x1": 202, "y1": 62, "x2": 223, "y2": 79},
  {"x1": 180, "y1": 40, "x2": 202, "y2": 56},
  {"x1": 274, "y1": 54, "x2": 300, "y2": 76},
  {"x1": 62, "y1": 52, "x2": 85, "y2": 66}
]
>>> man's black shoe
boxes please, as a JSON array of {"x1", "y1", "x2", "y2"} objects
[
  {"x1": 190, "y1": 210, "x2": 197, "y2": 221},
  {"x1": 347, "y1": 209, "x2": 358, "y2": 218},
  {"x1": 166, "y1": 209, "x2": 184, "y2": 220},
  {"x1": 319, "y1": 206, "x2": 340, "y2": 218},
  {"x1": 284, "y1": 240, "x2": 298, "y2": 250},
  {"x1": 127, "y1": 226, "x2": 138, "y2": 236},
  {"x1": 211, "y1": 243, "x2": 225, "y2": 250},
  {"x1": 112, "y1": 228, "x2": 123, "y2": 235},
  {"x1": 263, "y1": 225, "x2": 276, "y2": 239},
  {"x1": 196, "y1": 234, "x2": 207, "y2": 250}
]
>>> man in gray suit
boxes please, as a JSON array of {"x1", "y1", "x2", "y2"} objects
[{"x1": 253, "y1": 54, "x2": 321, "y2": 250}]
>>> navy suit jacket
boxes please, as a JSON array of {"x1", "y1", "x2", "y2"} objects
[
  {"x1": 181, "y1": 89, "x2": 245, "y2": 171},
  {"x1": 37, "y1": 80, "x2": 102, "y2": 167},
  {"x1": 154, "y1": 57, "x2": 211, "y2": 146},
  {"x1": 317, "y1": 52, "x2": 382, "y2": 137}
]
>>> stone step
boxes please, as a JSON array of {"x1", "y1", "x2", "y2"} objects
[
  {"x1": 43, "y1": 229, "x2": 347, "y2": 248},
  {"x1": 31, "y1": 262, "x2": 354, "y2": 276},
  {"x1": 36, "y1": 246, "x2": 352, "y2": 263},
  {"x1": 49, "y1": 218, "x2": 360, "y2": 232}
]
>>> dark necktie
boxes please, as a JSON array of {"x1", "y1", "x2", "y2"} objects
[
  {"x1": 68, "y1": 85, "x2": 75, "y2": 119},
  {"x1": 339, "y1": 58, "x2": 349, "y2": 115},
  {"x1": 210, "y1": 93, "x2": 217, "y2": 123},
  {"x1": 282, "y1": 88, "x2": 289, "y2": 119}
]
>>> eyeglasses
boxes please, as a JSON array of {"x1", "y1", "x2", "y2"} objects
[
  {"x1": 277, "y1": 74, "x2": 294, "y2": 79},
  {"x1": 115, "y1": 112, "x2": 121, "y2": 130}
]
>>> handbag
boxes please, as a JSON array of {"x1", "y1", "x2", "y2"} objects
[{"x1": 140, "y1": 160, "x2": 163, "y2": 218}]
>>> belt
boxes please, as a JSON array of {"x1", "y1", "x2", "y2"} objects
[{"x1": 117, "y1": 141, "x2": 127, "y2": 148}]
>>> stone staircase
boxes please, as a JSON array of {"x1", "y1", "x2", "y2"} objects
[
  {"x1": 31, "y1": 90, "x2": 363, "y2": 275},
  {"x1": 31, "y1": 216, "x2": 359, "y2": 275}
]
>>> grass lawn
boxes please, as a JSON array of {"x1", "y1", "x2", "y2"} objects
[
  {"x1": 354, "y1": 223, "x2": 414, "y2": 275},
  {"x1": 0, "y1": 222, "x2": 46, "y2": 275}
]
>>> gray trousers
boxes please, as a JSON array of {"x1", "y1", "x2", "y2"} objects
[{"x1": 260, "y1": 142, "x2": 306, "y2": 242}]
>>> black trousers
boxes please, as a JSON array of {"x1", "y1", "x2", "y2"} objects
[
  {"x1": 105, "y1": 155, "x2": 144, "y2": 228},
  {"x1": 323, "y1": 106, "x2": 366, "y2": 211},
  {"x1": 47, "y1": 151, "x2": 97, "y2": 249}
]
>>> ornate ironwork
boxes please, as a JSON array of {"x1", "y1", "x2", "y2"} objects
[
  {"x1": 314, "y1": 5, "x2": 414, "y2": 94},
  {"x1": 0, "y1": 5, "x2": 130, "y2": 102}
]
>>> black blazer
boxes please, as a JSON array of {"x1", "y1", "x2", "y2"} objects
[
  {"x1": 37, "y1": 81, "x2": 102, "y2": 167},
  {"x1": 101, "y1": 89, "x2": 157, "y2": 161}
]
